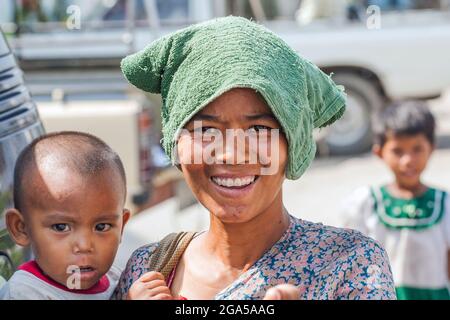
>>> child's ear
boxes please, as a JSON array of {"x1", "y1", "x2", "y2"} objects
[
  {"x1": 5, "y1": 209, "x2": 31, "y2": 247},
  {"x1": 372, "y1": 144, "x2": 383, "y2": 159},
  {"x1": 120, "y1": 209, "x2": 131, "y2": 237}
]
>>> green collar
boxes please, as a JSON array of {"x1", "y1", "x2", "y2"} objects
[{"x1": 371, "y1": 186, "x2": 446, "y2": 230}]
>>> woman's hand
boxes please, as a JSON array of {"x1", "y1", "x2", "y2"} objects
[
  {"x1": 263, "y1": 284, "x2": 300, "y2": 300},
  {"x1": 126, "y1": 271, "x2": 173, "y2": 300}
]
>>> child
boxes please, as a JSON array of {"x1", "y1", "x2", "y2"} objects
[
  {"x1": 0, "y1": 129, "x2": 287, "y2": 300},
  {"x1": 340, "y1": 101, "x2": 450, "y2": 299},
  {"x1": 0, "y1": 131, "x2": 133, "y2": 299}
]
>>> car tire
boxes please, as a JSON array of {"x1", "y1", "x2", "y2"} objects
[{"x1": 323, "y1": 72, "x2": 384, "y2": 155}]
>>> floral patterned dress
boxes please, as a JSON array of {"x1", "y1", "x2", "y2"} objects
[{"x1": 112, "y1": 215, "x2": 396, "y2": 300}]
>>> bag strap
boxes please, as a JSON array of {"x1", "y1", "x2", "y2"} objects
[{"x1": 148, "y1": 231, "x2": 196, "y2": 279}]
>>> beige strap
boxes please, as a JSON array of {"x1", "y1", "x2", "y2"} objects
[{"x1": 148, "y1": 231, "x2": 196, "y2": 279}]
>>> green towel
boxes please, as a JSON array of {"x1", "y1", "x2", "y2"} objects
[{"x1": 121, "y1": 16, "x2": 346, "y2": 180}]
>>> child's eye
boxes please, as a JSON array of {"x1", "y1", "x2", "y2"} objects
[
  {"x1": 95, "y1": 223, "x2": 112, "y2": 232},
  {"x1": 413, "y1": 146, "x2": 424, "y2": 153},
  {"x1": 52, "y1": 224, "x2": 70, "y2": 232}
]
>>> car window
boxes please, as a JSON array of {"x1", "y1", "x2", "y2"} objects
[
  {"x1": 0, "y1": 0, "x2": 16, "y2": 35},
  {"x1": 4, "y1": 0, "x2": 196, "y2": 34},
  {"x1": 0, "y1": 0, "x2": 15, "y2": 24},
  {"x1": 366, "y1": 0, "x2": 444, "y2": 11},
  {"x1": 13, "y1": 0, "x2": 127, "y2": 32}
]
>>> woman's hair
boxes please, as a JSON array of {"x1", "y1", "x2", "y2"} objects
[{"x1": 372, "y1": 100, "x2": 436, "y2": 147}]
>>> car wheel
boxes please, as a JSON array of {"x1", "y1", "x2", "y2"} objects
[{"x1": 324, "y1": 73, "x2": 384, "y2": 155}]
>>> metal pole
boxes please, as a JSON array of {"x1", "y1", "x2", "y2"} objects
[
  {"x1": 144, "y1": 0, "x2": 161, "y2": 30},
  {"x1": 125, "y1": 0, "x2": 136, "y2": 54}
]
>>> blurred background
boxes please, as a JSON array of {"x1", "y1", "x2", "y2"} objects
[{"x1": 1, "y1": 0, "x2": 450, "y2": 274}]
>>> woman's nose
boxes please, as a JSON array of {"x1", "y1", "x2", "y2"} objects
[{"x1": 215, "y1": 129, "x2": 248, "y2": 165}]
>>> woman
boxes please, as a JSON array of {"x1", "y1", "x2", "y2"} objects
[{"x1": 113, "y1": 16, "x2": 396, "y2": 300}]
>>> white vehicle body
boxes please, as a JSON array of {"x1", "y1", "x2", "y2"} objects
[
  {"x1": 277, "y1": 9, "x2": 450, "y2": 100},
  {"x1": 1, "y1": 0, "x2": 449, "y2": 155}
]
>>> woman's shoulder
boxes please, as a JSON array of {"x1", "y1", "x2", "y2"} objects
[
  {"x1": 288, "y1": 217, "x2": 396, "y2": 299},
  {"x1": 290, "y1": 216, "x2": 388, "y2": 263},
  {"x1": 111, "y1": 242, "x2": 160, "y2": 299},
  {"x1": 293, "y1": 215, "x2": 376, "y2": 241},
  {"x1": 129, "y1": 242, "x2": 160, "y2": 270}
]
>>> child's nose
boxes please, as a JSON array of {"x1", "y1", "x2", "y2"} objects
[
  {"x1": 73, "y1": 234, "x2": 94, "y2": 254},
  {"x1": 400, "y1": 153, "x2": 415, "y2": 166}
]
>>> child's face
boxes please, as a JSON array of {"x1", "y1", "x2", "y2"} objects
[
  {"x1": 176, "y1": 88, "x2": 288, "y2": 224},
  {"x1": 15, "y1": 164, "x2": 129, "y2": 290},
  {"x1": 374, "y1": 132, "x2": 434, "y2": 189}
]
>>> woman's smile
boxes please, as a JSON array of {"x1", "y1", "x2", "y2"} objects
[
  {"x1": 209, "y1": 174, "x2": 260, "y2": 198},
  {"x1": 177, "y1": 88, "x2": 289, "y2": 223}
]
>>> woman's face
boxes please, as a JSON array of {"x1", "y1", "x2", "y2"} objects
[{"x1": 177, "y1": 88, "x2": 288, "y2": 223}]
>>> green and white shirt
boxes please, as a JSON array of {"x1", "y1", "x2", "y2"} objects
[{"x1": 340, "y1": 185, "x2": 450, "y2": 300}]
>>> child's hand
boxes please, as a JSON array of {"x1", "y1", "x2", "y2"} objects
[{"x1": 127, "y1": 271, "x2": 173, "y2": 300}]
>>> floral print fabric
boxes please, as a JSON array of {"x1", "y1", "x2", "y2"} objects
[{"x1": 112, "y1": 215, "x2": 396, "y2": 300}]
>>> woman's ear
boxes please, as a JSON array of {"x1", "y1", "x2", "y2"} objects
[{"x1": 5, "y1": 209, "x2": 31, "y2": 247}]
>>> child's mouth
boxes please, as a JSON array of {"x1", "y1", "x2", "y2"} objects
[
  {"x1": 74, "y1": 266, "x2": 98, "y2": 281},
  {"x1": 400, "y1": 170, "x2": 418, "y2": 178},
  {"x1": 79, "y1": 267, "x2": 95, "y2": 273}
]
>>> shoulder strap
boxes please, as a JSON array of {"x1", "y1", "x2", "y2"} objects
[{"x1": 148, "y1": 231, "x2": 196, "y2": 279}]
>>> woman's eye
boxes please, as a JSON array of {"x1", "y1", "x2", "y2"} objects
[
  {"x1": 248, "y1": 125, "x2": 271, "y2": 132},
  {"x1": 197, "y1": 127, "x2": 221, "y2": 140},
  {"x1": 95, "y1": 223, "x2": 112, "y2": 232},
  {"x1": 193, "y1": 126, "x2": 214, "y2": 133},
  {"x1": 52, "y1": 224, "x2": 70, "y2": 232}
]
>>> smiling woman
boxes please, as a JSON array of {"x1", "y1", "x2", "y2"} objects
[
  {"x1": 112, "y1": 16, "x2": 397, "y2": 300},
  {"x1": 175, "y1": 88, "x2": 288, "y2": 226}
]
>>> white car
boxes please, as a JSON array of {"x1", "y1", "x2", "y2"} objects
[
  {"x1": 2, "y1": 0, "x2": 449, "y2": 155},
  {"x1": 278, "y1": 0, "x2": 450, "y2": 153}
]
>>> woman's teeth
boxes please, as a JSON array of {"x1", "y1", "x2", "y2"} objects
[{"x1": 211, "y1": 176, "x2": 256, "y2": 188}]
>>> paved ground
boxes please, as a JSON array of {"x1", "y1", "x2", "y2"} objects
[{"x1": 115, "y1": 90, "x2": 450, "y2": 268}]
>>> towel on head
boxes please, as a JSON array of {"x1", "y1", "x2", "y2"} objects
[{"x1": 121, "y1": 16, "x2": 346, "y2": 180}]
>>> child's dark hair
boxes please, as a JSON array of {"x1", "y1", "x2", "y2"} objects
[
  {"x1": 373, "y1": 101, "x2": 436, "y2": 147},
  {"x1": 13, "y1": 131, "x2": 127, "y2": 212}
]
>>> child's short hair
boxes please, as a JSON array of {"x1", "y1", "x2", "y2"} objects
[
  {"x1": 13, "y1": 131, "x2": 127, "y2": 212},
  {"x1": 373, "y1": 100, "x2": 436, "y2": 147}
]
